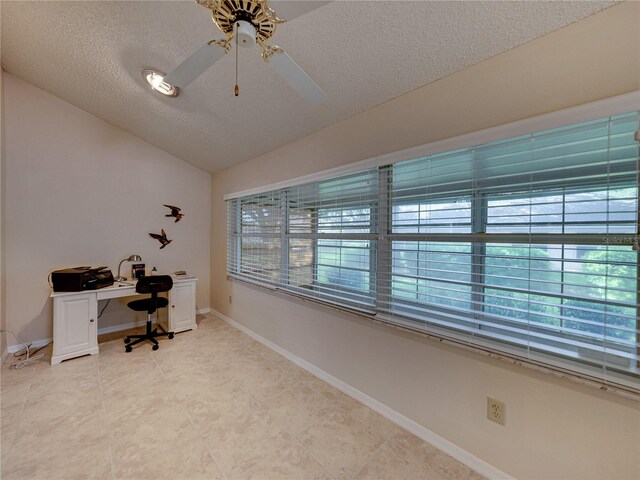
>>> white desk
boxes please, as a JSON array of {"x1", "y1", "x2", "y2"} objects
[{"x1": 50, "y1": 276, "x2": 198, "y2": 365}]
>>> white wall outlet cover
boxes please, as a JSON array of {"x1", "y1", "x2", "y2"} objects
[{"x1": 487, "y1": 397, "x2": 506, "y2": 426}]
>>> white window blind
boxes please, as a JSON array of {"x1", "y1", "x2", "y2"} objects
[
  {"x1": 386, "y1": 112, "x2": 639, "y2": 390},
  {"x1": 227, "y1": 191, "x2": 283, "y2": 286},
  {"x1": 228, "y1": 169, "x2": 380, "y2": 310},
  {"x1": 228, "y1": 110, "x2": 640, "y2": 394}
]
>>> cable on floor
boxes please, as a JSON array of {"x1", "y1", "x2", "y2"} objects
[{"x1": 0, "y1": 329, "x2": 50, "y2": 369}]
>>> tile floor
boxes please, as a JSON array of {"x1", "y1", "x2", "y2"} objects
[{"x1": 1, "y1": 315, "x2": 485, "y2": 480}]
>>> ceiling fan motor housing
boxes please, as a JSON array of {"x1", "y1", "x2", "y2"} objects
[
  {"x1": 236, "y1": 20, "x2": 257, "y2": 48},
  {"x1": 207, "y1": 0, "x2": 280, "y2": 44}
]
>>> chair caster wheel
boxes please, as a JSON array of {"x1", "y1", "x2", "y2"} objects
[
  {"x1": 152, "y1": 345, "x2": 159, "y2": 351},
  {"x1": 124, "y1": 337, "x2": 130, "y2": 344},
  {"x1": 168, "y1": 333, "x2": 174, "y2": 339},
  {"x1": 125, "y1": 346, "x2": 132, "y2": 353}
]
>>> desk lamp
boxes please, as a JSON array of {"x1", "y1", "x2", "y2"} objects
[{"x1": 115, "y1": 254, "x2": 142, "y2": 281}]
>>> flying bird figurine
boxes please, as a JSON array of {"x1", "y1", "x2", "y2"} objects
[
  {"x1": 149, "y1": 229, "x2": 172, "y2": 249},
  {"x1": 164, "y1": 204, "x2": 184, "y2": 222}
]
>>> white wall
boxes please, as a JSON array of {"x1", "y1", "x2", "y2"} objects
[
  {"x1": 211, "y1": 4, "x2": 640, "y2": 479},
  {"x1": 4, "y1": 73, "x2": 211, "y2": 344}
]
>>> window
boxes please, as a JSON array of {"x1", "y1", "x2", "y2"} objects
[
  {"x1": 228, "y1": 191, "x2": 283, "y2": 286},
  {"x1": 229, "y1": 169, "x2": 379, "y2": 308},
  {"x1": 228, "y1": 110, "x2": 640, "y2": 393}
]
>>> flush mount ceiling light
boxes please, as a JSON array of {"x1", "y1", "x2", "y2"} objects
[
  {"x1": 143, "y1": 69, "x2": 179, "y2": 97},
  {"x1": 161, "y1": 0, "x2": 327, "y2": 105}
]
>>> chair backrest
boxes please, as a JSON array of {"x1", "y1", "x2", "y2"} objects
[{"x1": 135, "y1": 275, "x2": 173, "y2": 295}]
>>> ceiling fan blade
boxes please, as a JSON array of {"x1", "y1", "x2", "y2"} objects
[
  {"x1": 163, "y1": 42, "x2": 227, "y2": 87},
  {"x1": 270, "y1": 1, "x2": 329, "y2": 22},
  {"x1": 268, "y1": 49, "x2": 327, "y2": 105}
]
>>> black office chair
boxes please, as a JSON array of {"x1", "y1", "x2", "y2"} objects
[{"x1": 124, "y1": 275, "x2": 174, "y2": 352}]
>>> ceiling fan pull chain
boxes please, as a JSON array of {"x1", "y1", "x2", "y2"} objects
[{"x1": 234, "y1": 21, "x2": 239, "y2": 97}]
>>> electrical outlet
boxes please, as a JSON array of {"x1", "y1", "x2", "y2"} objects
[
  {"x1": 487, "y1": 397, "x2": 505, "y2": 425},
  {"x1": 228, "y1": 295, "x2": 232, "y2": 304}
]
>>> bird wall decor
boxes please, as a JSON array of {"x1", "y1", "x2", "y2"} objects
[
  {"x1": 164, "y1": 204, "x2": 184, "y2": 222},
  {"x1": 149, "y1": 229, "x2": 172, "y2": 249}
]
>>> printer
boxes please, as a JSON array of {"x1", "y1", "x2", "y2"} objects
[{"x1": 51, "y1": 266, "x2": 114, "y2": 292}]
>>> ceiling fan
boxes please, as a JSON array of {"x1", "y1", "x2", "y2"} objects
[{"x1": 162, "y1": 0, "x2": 328, "y2": 105}]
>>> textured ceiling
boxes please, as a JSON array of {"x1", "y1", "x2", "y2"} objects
[{"x1": 1, "y1": 1, "x2": 615, "y2": 173}]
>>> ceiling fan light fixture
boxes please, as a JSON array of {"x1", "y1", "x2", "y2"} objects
[
  {"x1": 143, "y1": 69, "x2": 179, "y2": 97},
  {"x1": 236, "y1": 20, "x2": 256, "y2": 48}
]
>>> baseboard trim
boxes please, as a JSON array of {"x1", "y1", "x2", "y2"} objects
[
  {"x1": 7, "y1": 337, "x2": 53, "y2": 354},
  {"x1": 6, "y1": 321, "x2": 155, "y2": 351},
  {"x1": 211, "y1": 308, "x2": 513, "y2": 480},
  {"x1": 96, "y1": 321, "x2": 148, "y2": 335},
  {"x1": 2, "y1": 310, "x2": 212, "y2": 356},
  {"x1": 197, "y1": 307, "x2": 212, "y2": 315}
]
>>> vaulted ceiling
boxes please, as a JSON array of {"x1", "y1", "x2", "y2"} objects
[{"x1": 1, "y1": 1, "x2": 615, "y2": 173}]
